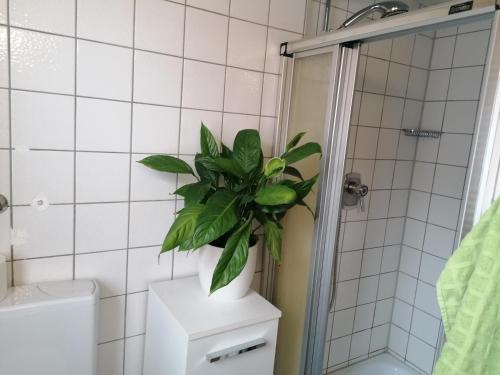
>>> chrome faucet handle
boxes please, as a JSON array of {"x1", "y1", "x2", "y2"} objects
[{"x1": 0, "y1": 194, "x2": 9, "y2": 213}]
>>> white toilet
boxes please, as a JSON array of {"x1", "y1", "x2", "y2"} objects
[{"x1": 0, "y1": 279, "x2": 99, "y2": 375}]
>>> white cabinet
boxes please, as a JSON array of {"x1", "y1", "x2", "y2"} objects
[{"x1": 143, "y1": 276, "x2": 282, "y2": 375}]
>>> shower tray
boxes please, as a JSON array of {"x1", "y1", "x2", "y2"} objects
[{"x1": 331, "y1": 353, "x2": 422, "y2": 375}]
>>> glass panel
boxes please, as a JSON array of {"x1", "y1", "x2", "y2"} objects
[{"x1": 274, "y1": 52, "x2": 334, "y2": 375}]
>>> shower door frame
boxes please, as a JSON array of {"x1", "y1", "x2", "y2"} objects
[{"x1": 276, "y1": 1, "x2": 500, "y2": 374}]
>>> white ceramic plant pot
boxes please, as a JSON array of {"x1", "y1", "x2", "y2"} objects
[{"x1": 198, "y1": 240, "x2": 258, "y2": 300}]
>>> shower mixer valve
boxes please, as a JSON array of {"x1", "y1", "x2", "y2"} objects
[{"x1": 342, "y1": 173, "x2": 369, "y2": 212}]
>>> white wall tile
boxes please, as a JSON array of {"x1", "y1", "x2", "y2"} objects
[
  {"x1": 406, "y1": 336, "x2": 436, "y2": 374},
  {"x1": 13, "y1": 255, "x2": 73, "y2": 285},
  {"x1": 179, "y1": 109, "x2": 222, "y2": 154},
  {"x1": 453, "y1": 30, "x2": 490, "y2": 67},
  {"x1": 184, "y1": 7, "x2": 228, "y2": 64},
  {"x1": 76, "y1": 152, "x2": 130, "y2": 203},
  {"x1": 374, "y1": 299, "x2": 393, "y2": 325},
  {"x1": 261, "y1": 73, "x2": 279, "y2": 117},
  {"x1": 410, "y1": 308, "x2": 440, "y2": 346},
  {"x1": 0, "y1": 89, "x2": 8, "y2": 148},
  {"x1": 332, "y1": 308, "x2": 355, "y2": 339},
  {"x1": 125, "y1": 291, "x2": 147, "y2": 337},
  {"x1": 99, "y1": 295, "x2": 125, "y2": 343},
  {"x1": 132, "y1": 104, "x2": 179, "y2": 154},
  {"x1": 77, "y1": 41, "x2": 133, "y2": 101},
  {"x1": 75, "y1": 203, "x2": 128, "y2": 253},
  {"x1": 448, "y1": 66, "x2": 484, "y2": 100},
  {"x1": 378, "y1": 272, "x2": 397, "y2": 300},
  {"x1": 430, "y1": 36, "x2": 455, "y2": 69},
  {"x1": 222, "y1": 113, "x2": 259, "y2": 145},
  {"x1": 415, "y1": 137, "x2": 439, "y2": 163},
  {"x1": 75, "y1": 250, "x2": 127, "y2": 297},
  {"x1": 428, "y1": 194, "x2": 461, "y2": 230},
  {"x1": 412, "y1": 35, "x2": 433, "y2": 69},
  {"x1": 265, "y1": 28, "x2": 301, "y2": 74},
  {"x1": 392, "y1": 161, "x2": 413, "y2": 189},
  {"x1": 10, "y1": 29, "x2": 74, "y2": 94},
  {"x1": 381, "y1": 245, "x2": 400, "y2": 273},
  {"x1": 381, "y1": 97, "x2": 404, "y2": 129},
  {"x1": 458, "y1": 19, "x2": 492, "y2": 33},
  {"x1": 335, "y1": 279, "x2": 359, "y2": 310},
  {"x1": 411, "y1": 162, "x2": 435, "y2": 193},
  {"x1": 406, "y1": 68, "x2": 428, "y2": 100},
  {"x1": 128, "y1": 201, "x2": 175, "y2": 248},
  {"x1": 131, "y1": 154, "x2": 177, "y2": 201},
  {"x1": 11, "y1": 91, "x2": 74, "y2": 150},
  {"x1": 329, "y1": 336, "x2": 351, "y2": 366},
  {"x1": 396, "y1": 135, "x2": 417, "y2": 161},
  {"x1": 350, "y1": 330, "x2": 370, "y2": 358},
  {"x1": 0, "y1": 0, "x2": 6, "y2": 24},
  {"x1": 13, "y1": 205, "x2": 73, "y2": 259},
  {"x1": 392, "y1": 298, "x2": 412, "y2": 330},
  {"x1": 231, "y1": 0, "x2": 269, "y2": 24},
  {"x1": 365, "y1": 219, "x2": 386, "y2": 249},
  {"x1": 443, "y1": 101, "x2": 477, "y2": 134},
  {"x1": 0, "y1": 207, "x2": 10, "y2": 259},
  {"x1": 407, "y1": 190, "x2": 430, "y2": 222},
  {"x1": 342, "y1": 221, "x2": 367, "y2": 251},
  {"x1": 358, "y1": 93, "x2": 384, "y2": 127},
  {"x1": 414, "y1": 281, "x2": 440, "y2": 317},
  {"x1": 421, "y1": 101, "x2": 445, "y2": 131},
  {"x1": 127, "y1": 246, "x2": 172, "y2": 293},
  {"x1": 425, "y1": 69, "x2": 450, "y2": 101},
  {"x1": 135, "y1": 0, "x2": 184, "y2": 55},
  {"x1": 399, "y1": 245, "x2": 421, "y2": 278},
  {"x1": 187, "y1": 0, "x2": 229, "y2": 14},
  {"x1": 354, "y1": 126, "x2": 379, "y2": 159},
  {"x1": 403, "y1": 218, "x2": 425, "y2": 250},
  {"x1": 269, "y1": 0, "x2": 306, "y2": 33},
  {"x1": 419, "y1": 253, "x2": 446, "y2": 286},
  {"x1": 364, "y1": 57, "x2": 389, "y2": 95},
  {"x1": 433, "y1": 165, "x2": 466, "y2": 199},
  {"x1": 388, "y1": 324, "x2": 409, "y2": 357},
  {"x1": 357, "y1": 275, "x2": 378, "y2": 305},
  {"x1": 12, "y1": 150, "x2": 74, "y2": 205},
  {"x1": 368, "y1": 39, "x2": 392, "y2": 60},
  {"x1": 338, "y1": 250, "x2": 362, "y2": 281},
  {"x1": 437, "y1": 133, "x2": 472, "y2": 167},
  {"x1": 368, "y1": 190, "x2": 390, "y2": 220},
  {"x1": 124, "y1": 336, "x2": 145, "y2": 375},
  {"x1": 386, "y1": 63, "x2": 409, "y2": 97},
  {"x1": 10, "y1": 0, "x2": 75, "y2": 35},
  {"x1": 97, "y1": 340, "x2": 124, "y2": 375},
  {"x1": 0, "y1": 27, "x2": 7, "y2": 87},
  {"x1": 370, "y1": 324, "x2": 389, "y2": 352},
  {"x1": 78, "y1": 0, "x2": 134, "y2": 46},
  {"x1": 372, "y1": 161, "x2": 395, "y2": 190},
  {"x1": 182, "y1": 60, "x2": 225, "y2": 111},
  {"x1": 134, "y1": 51, "x2": 182, "y2": 106},
  {"x1": 228, "y1": 19, "x2": 267, "y2": 71},
  {"x1": 360, "y1": 247, "x2": 382, "y2": 277},
  {"x1": 388, "y1": 190, "x2": 409, "y2": 218},
  {"x1": 352, "y1": 159, "x2": 375, "y2": 190},
  {"x1": 395, "y1": 272, "x2": 417, "y2": 305},
  {"x1": 224, "y1": 68, "x2": 263, "y2": 115},
  {"x1": 172, "y1": 250, "x2": 199, "y2": 279},
  {"x1": 423, "y1": 224, "x2": 455, "y2": 259},
  {"x1": 76, "y1": 98, "x2": 131, "y2": 152},
  {"x1": 385, "y1": 218, "x2": 404, "y2": 246}
]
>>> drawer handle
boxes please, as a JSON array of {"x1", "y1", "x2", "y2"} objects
[{"x1": 206, "y1": 338, "x2": 267, "y2": 363}]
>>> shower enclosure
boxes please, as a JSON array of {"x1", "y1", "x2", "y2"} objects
[{"x1": 272, "y1": 1, "x2": 500, "y2": 374}]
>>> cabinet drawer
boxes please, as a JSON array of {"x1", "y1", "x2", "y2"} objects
[{"x1": 186, "y1": 319, "x2": 278, "y2": 375}]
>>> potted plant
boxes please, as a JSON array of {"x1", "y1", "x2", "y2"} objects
[{"x1": 139, "y1": 124, "x2": 321, "y2": 300}]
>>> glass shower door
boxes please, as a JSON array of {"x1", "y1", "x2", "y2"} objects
[{"x1": 273, "y1": 44, "x2": 359, "y2": 375}]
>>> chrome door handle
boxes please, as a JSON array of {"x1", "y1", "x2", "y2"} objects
[
  {"x1": 0, "y1": 194, "x2": 8, "y2": 213},
  {"x1": 206, "y1": 338, "x2": 267, "y2": 363}
]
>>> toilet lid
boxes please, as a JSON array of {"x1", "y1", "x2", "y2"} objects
[{"x1": 38, "y1": 280, "x2": 96, "y2": 298}]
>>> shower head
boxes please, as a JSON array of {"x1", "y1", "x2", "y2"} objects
[{"x1": 338, "y1": 1, "x2": 409, "y2": 29}]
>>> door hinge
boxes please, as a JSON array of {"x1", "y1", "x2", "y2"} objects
[{"x1": 280, "y1": 42, "x2": 294, "y2": 58}]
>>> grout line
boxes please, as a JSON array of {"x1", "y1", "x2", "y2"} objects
[
  {"x1": 72, "y1": 0, "x2": 78, "y2": 280},
  {"x1": 6, "y1": 0, "x2": 14, "y2": 285}
]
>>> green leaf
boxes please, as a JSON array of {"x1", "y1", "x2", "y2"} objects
[
  {"x1": 138, "y1": 155, "x2": 194, "y2": 175},
  {"x1": 285, "y1": 132, "x2": 306, "y2": 152},
  {"x1": 287, "y1": 174, "x2": 319, "y2": 200},
  {"x1": 161, "y1": 204, "x2": 204, "y2": 253},
  {"x1": 282, "y1": 142, "x2": 322, "y2": 165},
  {"x1": 255, "y1": 184, "x2": 297, "y2": 206},
  {"x1": 221, "y1": 143, "x2": 233, "y2": 159},
  {"x1": 214, "y1": 157, "x2": 245, "y2": 178},
  {"x1": 192, "y1": 190, "x2": 240, "y2": 248},
  {"x1": 264, "y1": 157, "x2": 286, "y2": 178},
  {"x1": 200, "y1": 123, "x2": 219, "y2": 158},
  {"x1": 175, "y1": 182, "x2": 211, "y2": 206},
  {"x1": 283, "y1": 166, "x2": 304, "y2": 180},
  {"x1": 210, "y1": 220, "x2": 251, "y2": 294},
  {"x1": 264, "y1": 221, "x2": 282, "y2": 262},
  {"x1": 233, "y1": 129, "x2": 262, "y2": 173},
  {"x1": 195, "y1": 154, "x2": 218, "y2": 183}
]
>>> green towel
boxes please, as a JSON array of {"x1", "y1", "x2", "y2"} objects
[{"x1": 434, "y1": 197, "x2": 500, "y2": 375}]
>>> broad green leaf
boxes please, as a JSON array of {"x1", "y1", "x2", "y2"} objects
[
  {"x1": 214, "y1": 158, "x2": 245, "y2": 178},
  {"x1": 200, "y1": 123, "x2": 219, "y2": 158},
  {"x1": 287, "y1": 174, "x2": 319, "y2": 200},
  {"x1": 138, "y1": 155, "x2": 194, "y2": 175},
  {"x1": 282, "y1": 142, "x2": 322, "y2": 165},
  {"x1": 260, "y1": 204, "x2": 292, "y2": 214},
  {"x1": 221, "y1": 143, "x2": 233, "y2": 158},
  {"x1": 192, "y1": 190, "x2": 240, "y2": 248},
  {"x1": 210, "y1": 220, "x2": 251, "y2": 294},
  {"x1": 285, "y1": 132, "x2": 306, "y2": 152},
  {"x1": 264, "y1": 157, "x2": 286, "y2": 178},
  {"x1": 255, "y1": 184, "x2": 297, "y2": 206},
  {"x1": 283, "y1": 166, "x2": 304, "y2": 180},
  {"x1": 161, "y1": 204, "x2": 204, "y2": 253},
  {"x1": 264, "y1": 221, "x2": 282, "y2": 262},
  {"x1": 233, "y1": 129, "x2": 262, "y2": 173},
  {"x1": 195, "y1": 154, "x2": 218, "y2": 183},
  {"x1": 297, "y1": 199, "x2": 315, "y2": 217},
  {"x1": 175, "y1": 182, "x2": 211, "y2": 206}
]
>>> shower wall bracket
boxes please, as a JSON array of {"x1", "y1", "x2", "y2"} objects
[
  {"x1": 403, "y1": 128, "x2": 442, "y2": 138},
  {"x1": 279, "y1": 42, "x2": 294, "y2": 58}
]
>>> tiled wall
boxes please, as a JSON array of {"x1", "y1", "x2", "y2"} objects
[
  {"x1": 0, "y1": 0, "x2": 306, "y2": 374},
  {"x1": 388, "y1": 20, "x2": 492, "y2": 374},
  {"x1": 322, "y1": 32, "x2": 433, "y2": 373}
]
